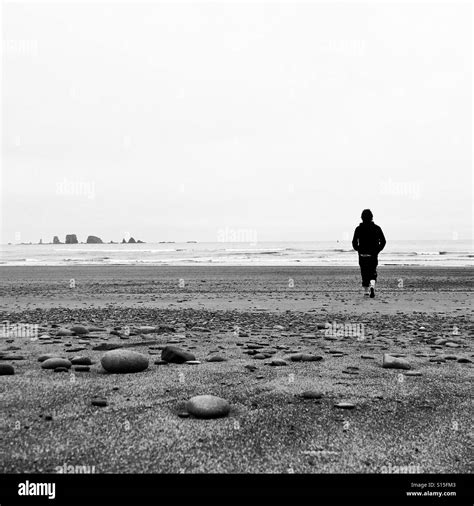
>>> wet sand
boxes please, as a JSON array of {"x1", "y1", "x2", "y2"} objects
[{"x1": 0, "y1": 266, "x2": 472, "y2": 473}]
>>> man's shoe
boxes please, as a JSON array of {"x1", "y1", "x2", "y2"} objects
[{"x1": 369, "y1": 280, "x2": 375, "y2": 298}]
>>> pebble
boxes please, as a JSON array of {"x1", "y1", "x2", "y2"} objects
[
  {"x1": 253, "y1": 353, "x2": 267, "y2": 360},
  {"x1": 404, "y1": 371, "x2": 422, "y2": 376},
  {"x1": 186, "y1": 395, "x2": 230, "y2": 419},
  {"x1": 206, "y1": 355, "x2": 227, "y2": 362},
  {"x1": 457, "y1": 357, "x2": 472, "y2": 363},
  {"x1": 41, "y1": 358, "x2": 72, "y2": 370},
  {"x1": 154, "y1": 359, "x2": 168, "y2": 365},
  {"x1": 65, "y1": 347, "x2": 87, "y2": 353},
  {"x1": 0, "y1": 364, "x2": 15, "y2": 375},
  {"x1": 91, "y1": 398, "x2": 107, "y2": 407},
  {"x1": 54, "y1": 367, "x2": 69, "y2": 373},
  {"x1": 56, "y1": 329, "x2": 73, "y2": 337},
  {"x1": 244, "y1": 364, "x2": 257, "y2": 372},
  {"x1": 71, "y1": 356, "x2": 92, "y2": 366},
  {"x1": 74, "y1": 366, "x2": 90, "y2": 372},
  {"x1": 301, "y1": 390, "x2": 323, "y2": 399},
  {"x1": 269, "y1": 359, "x2": 287, "y2": 366},
  {"x1": 186, "y1": 360, "x2": 201, "y2": 365},
  {"x1": 38, "y1": 354, "x2": 60, "y2": 363},
  {"x1": 161, "y1": 346, "x2": 196, "y2": 364},
  {"x1": 2, "y1": 355, "x2": 25, "y2": 360},
  {"x1": 101, "y1": 349, "x2": 149, "y2": 373},
  {"x1": 301, "y1": 354, "x2": 323, "y2": 362},
  {"x1": 71, "y1": 325, "x2": 89, "y2": 335},
  {"x1": 445, "y1": 343, "x2": 460, "y2": 348},
  {"x1": 334, "y1": 402, "x2": 356, "y2": 409},
  {"x1": 382, "y1": 354, "x2": 411, "y2": 370},
  {"x1": 361, "y1": 355, "x2": 374, "y2": 359}
]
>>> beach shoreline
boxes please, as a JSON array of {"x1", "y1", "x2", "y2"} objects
[{"x1": 1, "y1": 265, "x2": 472, "y2": 473}]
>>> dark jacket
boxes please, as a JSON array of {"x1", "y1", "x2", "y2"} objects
[{"x1": 352, "y1": 222, "x2": 386, "y2": 256}]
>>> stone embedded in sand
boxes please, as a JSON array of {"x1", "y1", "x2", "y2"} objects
[
  {"x1": 56, "y1": 328, "x2": 73, "y2": 337},
  {"x1": 269, "y1": 359, "x2": 287, "y2": 366},
  {"x1": 334, "y1": 402, "x2": 356, "y2": 409},
  {"x1": 404, "y1": 371, "x2": 422, "y2": 376},
  {"x1": 206, "y1": 355, "x2": 227, "y2": 362},
  {"x1": 101, "y1": 349, "x2": 149, "y2": 373},
  {"x1": 445, "y1": 342, "x2": 460, "y2": 348},
  {"x1": 244, "y1": 364, "x2": 257, "y2": 372},
  {"x1": 74, "y1": 365, "x2": 90, "y2": 372},
  {"x1": 41, "y1": 358, "x2": 72, "y2": 370},
  {"x1": 382, "y1": 354, "x2": 411, "y2": 370},
  {"x1": 54, "y1": 367, "x2": 69, "y2": 373},
  {"x1": 253, "y1": 353, "x2": 267, "y2": 360},
  {"x1": 38, "y1": 354, "x2": 60, "y2": 362},
  {"x1": 71, "y1": 356, "x2": 92, "y2": 366},
  {"x1": 93, "y1": 343, "x2": 123, "y2": 351},
  {"x1": 186, "y1": 395, "x2": 230, "y2": 419},
  {"x1": 273, "y1": 325, "x2": 285, "y2": 331},
  {"x1": 91, "y1": 397, "x2": 107, "y2": 407},
  {"x1": 288, "y1": 353, "x2": 303, "y2": 362},
  {"x1": 301, "y1": 354, "x2": 323, "y2": 362},
  {"x1": 301, "y1": 390, "x2": 323, "y2": 399},
  {"x1": 0, "y1": 364, "x2": 15, "y2": 375},
  {"x1": 161, "y1": 345, "x2": 196, "y2": 364},
  {"x1": 457, "y1": 357, "x2": 472, "y2": 363},
  {"x1": 186, "y1": 360, "x2": 201, "y2": 365},
  {"x1": 71, "y1": 325, "x2": 89, "y2": 335}
]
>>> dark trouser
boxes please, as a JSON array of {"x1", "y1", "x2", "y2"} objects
[{"x1": 358, "y1": 254, "x2": 378, "y2": 287}]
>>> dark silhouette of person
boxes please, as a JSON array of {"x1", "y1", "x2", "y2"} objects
[{"x1": 352, "y1": 209, "x2": 386, "y2": 298}]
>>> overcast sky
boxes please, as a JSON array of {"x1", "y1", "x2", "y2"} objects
[{"x1": 1, "y1": 1, "x2": 472, "y2": 243}]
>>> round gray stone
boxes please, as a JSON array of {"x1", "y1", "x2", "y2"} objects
[
  {"x1": 41, "y1": 358, "x2": 72, "y2": 370},
  {"x1": 101, "y1": 349, "x2": 149, "y2": 373},
  {"x1": 186, "y1": 395, "x2": 230, "y2": 419}
]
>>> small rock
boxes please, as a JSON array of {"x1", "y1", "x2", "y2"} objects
[
  {"x1": 74, "y1": 365, "x2": 90, "y2": 372},
  {"x1": 269, "y1": 359, "x2": 287, "y2": 366},
  {"x1": 0, "y1": 364, "x2": 15, "y2": 375},
  {"x1": 56, "y1": 328, "x2": 73, "y2": 337},
  {"x1": 91, "y1": 398, "x2": 107, "y2": 407},
  {"x1": 154, "y1": 360, "x2": 168, "y2": 365},
  {"x1": 334, "y1": 402, "x2": 355, "y2": 409},
  {"x1": 161, "y1": 346, "x2": 196, "y2": 364},
  {"x1": 404, "y1": 371, "x2": 422, "y2": 376},
  {"x1": 206, "y1": 355, "x2": 227, "y2": 362},
  {"x1": 71, "y1": 356, "x2": 92, "y2": 366},
  {"x1": 457, "y1": 357, "x2": 472, "y2": 364},
  {"x1": 101, "y1": 349, "x2": 149, "y2": 373},
  {"x1": 244, "y1": 364, "x2": 257, "y2": 372},
  {"x1": 301, "y1": 390, "x2": 323, "y2": 399},
  {"x1": 41, "y1": 358, "x2": 72, "y2": 370},
  {"x1": 445, "y1": 342, "x2": 460, "y2": 348},
  {"x1": 186, "y1": 395, "x2": 230, "y2": 419},
  {"x1": 301, "y1": 354, "x2": 323, "y2": 362},
  {"x1": 253, "y1": 353, "x2": 267, "y2": 360},
  {"x1": 382, "y1": 354, "x2": 411, "y2": 370},
  {"x1": 54, "y1": 367, "x2": 69, "y2": 373},
  {"x1": 38, "y1": 354, "x2": 60, "y2": 362},
  {"x1": 186, "y1": 360, "x2": 201, "y2": 365},
  {"x1": 71, "y1": 325, "x2": 89, "y2": 335}
]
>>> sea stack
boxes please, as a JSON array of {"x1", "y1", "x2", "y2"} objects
[
  {"x1": 53, "y1": 236, "x2": 61, "y2": 244},
  {"x1": 86, "y1": 235, "x2": 103, "y2": 244},
  {"x1": 128, "y1": 237, "x2": 136, "y2": 243},
  {"x1": 65, "y1": 234, "x2": 78, "y2": 244}
]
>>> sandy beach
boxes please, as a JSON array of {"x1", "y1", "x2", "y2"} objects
[{"x1": 0, "y1": 265, "x2": 472, "y2": 473}]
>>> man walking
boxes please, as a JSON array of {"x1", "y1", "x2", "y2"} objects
[{"x1": 352, "y1": 209, "x2": 386, "y2": 298}]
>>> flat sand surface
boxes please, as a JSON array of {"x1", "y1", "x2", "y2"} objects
[{"x1": 0, "y1": 266, "x2": 472, "y2": 473}]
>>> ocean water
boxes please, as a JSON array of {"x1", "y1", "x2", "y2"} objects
[{"x1": 0, "y1": 240, "x2": 472, "y2": 267}]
